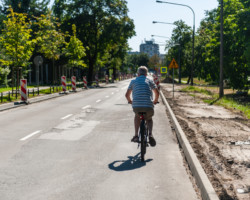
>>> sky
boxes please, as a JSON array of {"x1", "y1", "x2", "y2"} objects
[{"x1": 126, "y1": 0, "x2": 219, "y2": 54}]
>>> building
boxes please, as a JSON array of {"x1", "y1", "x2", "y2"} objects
[{"x1": 139, "y1": 40, "x2": 160, "y2": 57}]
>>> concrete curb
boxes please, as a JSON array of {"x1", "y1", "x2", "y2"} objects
[{"x1": 160, "y1": 90, "x2": 219, "y2": 200}]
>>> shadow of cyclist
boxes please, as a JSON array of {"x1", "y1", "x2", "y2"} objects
[{"x1": 108, "y1": 153, "x2": 153, "y2": 171}]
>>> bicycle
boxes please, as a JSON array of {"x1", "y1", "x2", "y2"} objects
[{"x1": 138, "y1": 112, "x2": 148, "y2": 162}]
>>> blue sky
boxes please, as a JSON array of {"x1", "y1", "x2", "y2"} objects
[{"x1": 127, "y1": 0, "x2": 219, "y2": 54}]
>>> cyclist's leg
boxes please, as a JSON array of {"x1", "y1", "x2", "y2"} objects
[{"x1": 144, "y1": 108, "x2": 154, "y2": 136}]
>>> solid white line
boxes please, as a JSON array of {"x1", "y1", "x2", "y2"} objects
[
  {"x1": 20, "y1": 130, "x2": 41, "y2": 141},
  {"x1": 105, "y1": 96, "x2": 109, "y2": 98},
  {"x1": 61, "y1": 114, "x2": 73, "y2": 120},
  {"x1": 96, "y1": 99, "x2": 101, "y2": 103},
  {"x1": 82, "y1": 105, "x2": 91, "y2": 109}
]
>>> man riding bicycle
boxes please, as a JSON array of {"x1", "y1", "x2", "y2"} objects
[{"x1": 125, "y1": 66, "x2": 159, "y2": 147}]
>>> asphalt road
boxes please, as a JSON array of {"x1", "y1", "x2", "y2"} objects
[{"x1": 0, "y1": 80, "x2": 198, "y2": 200}]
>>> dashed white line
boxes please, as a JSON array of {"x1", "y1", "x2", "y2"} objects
[
  {"x1": 82, "y1": 105, "x2": 91, "y2": 109},
  {"x1": 105, "y1": 96, "x2": 109, "y2": 98},
  {"x1": 20, "y1": 130, "x2": 41, "y2": 141},
  {"x1": 96, "y1": 99, "x2": 101, "y2": 103},
  {"x1": 61, "y1": 114, "x2": 73, "y2": 120},
  {"x1": 111, "y1": 92, "x2": 114, "y2": 95}
]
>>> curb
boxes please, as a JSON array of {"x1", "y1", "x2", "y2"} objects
[{"x1": 160, "y1": 90, "x2": 219, "y2": 200}]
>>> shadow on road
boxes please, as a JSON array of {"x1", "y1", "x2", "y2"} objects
[{"x1": 108, "y1": 153, "x2": 153, "y2": 171}]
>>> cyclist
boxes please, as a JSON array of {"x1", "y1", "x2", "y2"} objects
[{"x1": 125, "y1": 66, "x2": 159, "y2": 147}]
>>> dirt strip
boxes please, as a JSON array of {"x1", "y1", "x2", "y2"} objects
[{"x1": 161, "y1": 83, "x2": 250, "y2": 200}]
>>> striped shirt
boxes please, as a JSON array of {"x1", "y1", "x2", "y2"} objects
[{"x1": 128, "y1": 75, "x2": 156, "y2": 108}]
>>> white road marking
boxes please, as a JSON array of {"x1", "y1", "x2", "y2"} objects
[
  {"x1": 61, "y1": 114, "x2": 73, "y2": 120},
  {"x1": 105, "y1": 96, "x2": 109, "y2": 98},
  {"x1": 20, "y1": 130, "x2": 41, "y2": 141},
  {"x1": 82, "y1": 105, "x2": 91, "y2": 109},
  {"x1": 111, "y1": 92, "x2": 114, "y2": 95},
  {"x1": 96, "y1": 99, "x2": 101, "y2": 103},
  {"x1": 122, "y1": 86, "x2": 127, "y2": 90}
]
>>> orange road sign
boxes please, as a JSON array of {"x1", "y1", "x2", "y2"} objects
[{"x1": 169, "y1": 58, "x2": 179, "y2": 69}]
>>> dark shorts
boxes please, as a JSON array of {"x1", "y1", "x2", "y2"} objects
[{"x1": 133, "y1": 107, "x2": 154, "y2": 120}]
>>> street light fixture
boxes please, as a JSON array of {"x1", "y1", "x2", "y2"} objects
[
  {"x1": 152, "y1": 21, "x2": 175, "y2": 26},
  {"x1": 156, "y1": 0, "x2": 195, "y2": 85},
  {"x1": 151, "y1": 35, "x2": 170, "y2": 39}
]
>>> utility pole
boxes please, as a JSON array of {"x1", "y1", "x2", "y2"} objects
[{"x1": 219, "y1": 0, "x2": 224, "y2": 97}]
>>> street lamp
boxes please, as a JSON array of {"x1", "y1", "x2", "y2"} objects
[
  {"x1": 156, "y1": 0, "x2": 195, "y2": 85},
  {"x1": 152, "y1": 21, "x2": 175, "y2": 26},
  {"x1": 151, "y1": 35, "x2": 170, "y2": 39}
]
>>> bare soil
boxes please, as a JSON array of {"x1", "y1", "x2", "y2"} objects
[{"x1": 161, "y1": 83, "x2": 250, "y2": 200}]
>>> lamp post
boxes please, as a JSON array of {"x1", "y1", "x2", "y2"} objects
[
  {"x1": 156, "y1": 0, "x2": 195, "y2": 85},
  {"x1": 152, "y1": 21, "x2": 182, "y2": 83},
  {"x1": 219, "y1": 0, "x2": 224, "y2": 97}
]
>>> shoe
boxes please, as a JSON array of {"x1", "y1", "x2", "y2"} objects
[
  {"x1": 131, "y1": 136, "x2": 139, "y2": 143},
  {"x1": 149, "y1": 136, "x2": 156, "y2": 147}
]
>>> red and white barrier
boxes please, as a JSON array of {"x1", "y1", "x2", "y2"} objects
[
  {"x1": 105, "y1": 75, "x2": 109, "y2": 84},
  {"x1": 83, "y1": 76, "x2": 87, "y2": 89},
  {"x1": 20, "y1": 79, "x2": 27, "y2": 102},
  {"x1": 153, "y1": 75, "x2": 160, "y2": 90},
  {"x1": 95, "y1": 74, "x2": 99, "y2": 86},
  {"x1": 71, "y1": 76, "x2": 76, "y2": 91},
  {"x1": 61, "y1": 76, "x2": 66, "y2": 92}
]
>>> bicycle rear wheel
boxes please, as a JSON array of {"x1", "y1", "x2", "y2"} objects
[{"x1": 140, "y1": 120, "x2": 146, "y2": 162}]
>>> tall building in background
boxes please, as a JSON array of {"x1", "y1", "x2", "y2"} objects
[{"x1": 140, "y1": 40, "x2": 159, "y2": 57}]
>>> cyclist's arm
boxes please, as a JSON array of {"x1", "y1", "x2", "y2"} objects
[
  {"x1": 125, "y1": 89, "x2": 132, "y2": 103},
  {"x1": 153, "y1": 88, "x2": 159, "y2": 104}
]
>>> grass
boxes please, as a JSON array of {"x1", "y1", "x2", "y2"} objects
[{"x1": 181, "y1": 86, "x2": 250, "y2": 119}]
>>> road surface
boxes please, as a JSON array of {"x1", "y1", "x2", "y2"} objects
[{"x1": 0, "y1": 80, "x2": 198, "y2": 200}]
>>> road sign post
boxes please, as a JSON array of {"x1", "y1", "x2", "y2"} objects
[{"x1": 169, "y1": 58, "x2": 179, "y2": 98}]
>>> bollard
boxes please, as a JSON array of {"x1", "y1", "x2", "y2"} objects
[
  {"x1": 9, "y1": 91, "x2": 11, "y2": 101},
  {"x1": 38, "y1": 87, "x2": 39, "y2": 95},
  {"x1": 28, "y1": 89, "x2": 29, "y2": 97},
  {"x1": 83, "y1": 76, "x2": 87, "y2": 89},
  {"x1": 61, "y1": 76, "x2": 67, "y2": 92},
  {"x1": 153, "y1": 75, "x2": 160, "y2": 90},
  {"x1": 33, "y1": 88, "x2": 35, "y2": 96},
  {"x1": 71, "y1": 76, "x2": 76, "y2": 91},
  {"x1": 1, "y1": 92, "x2": 2, "y2": 103},
  {"x1": 20, "y1": 79, "x2": 27, "y2": 102}
]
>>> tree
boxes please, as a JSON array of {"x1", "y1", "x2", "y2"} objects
[
  {"x1": 0, "y1": 7, "x2": 35, "y2": 90},
  {"x1": 148, "y1": 54, "x2": 160, "y2": 71},
  {"x1": 35, "y1": 11, "x2": 65, "y2": 84},
  {"x1": 59, "y1": 0, "x2": 135, "y2": 84},
  {"x1": 0, "y1": 0, "x2": 50, "y2": 17},
  {"x1": 63, "y1": 24, "x2": 86, "y2": 74}
]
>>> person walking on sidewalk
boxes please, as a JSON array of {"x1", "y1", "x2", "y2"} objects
[{"x1": 125, "y1": 66, "x2": 159, "y2": 146}]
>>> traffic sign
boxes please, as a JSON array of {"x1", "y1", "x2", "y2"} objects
[
  {"x1": 169, "y1": 58, "x2": 179, "y2": 69},
  {"x1": 161, "y1": 67, "x2": 167, "y2": 73}
]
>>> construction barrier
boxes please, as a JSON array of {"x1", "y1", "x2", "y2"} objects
[
  {"x1": 95, "y1": 74, "x2": 99, "y2": 86},
  {"x1": 20, "y1": 79, "x2": 27, "y2": 102},
  {"x1": 61, "y1": 76, "x2": 66, "y2": 92},
  {"x1": 105, "y1": 75, "x2": 109, "y2": 84},
  {"x1": 83, "y1": 76, "x2": 87, "y2": 89},
  {"x1": 71, "y1": 76, "x2": 76, "y2": 91},
  {"x1": 153, "y1": 74, "x2": 160, "y2": 90}
]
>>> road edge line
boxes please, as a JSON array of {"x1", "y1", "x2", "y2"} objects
[{"x1": 160, "y1": 90, "x2": 219, "y2": 200}]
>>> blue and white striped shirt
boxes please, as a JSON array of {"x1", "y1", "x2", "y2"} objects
[{"x1": 128, "y1": 75, "x2": 156, "y2": 108}]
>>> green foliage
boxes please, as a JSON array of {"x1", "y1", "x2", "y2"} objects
[
  {"x1": 35, "y1": 11, "x2": 65, "y2": 61},
  {"x1": 0, "y1": 66, "x2": 10, "y2": 86},
  {"x1": 63, "y1": 24, "x2": 86, "y2": 68},
  {"x1": 58, "y1": 0, "x2": 135, "y2": 82},
  {"x1": 0, "y1": 7, "x2": 35, "y2": 73},
  {"x1": 124, "y1": 53, "x2": 149, "y2": 73},
  {"x1": 195, "y1": 0, "x2": 249, "y2": 90}
]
